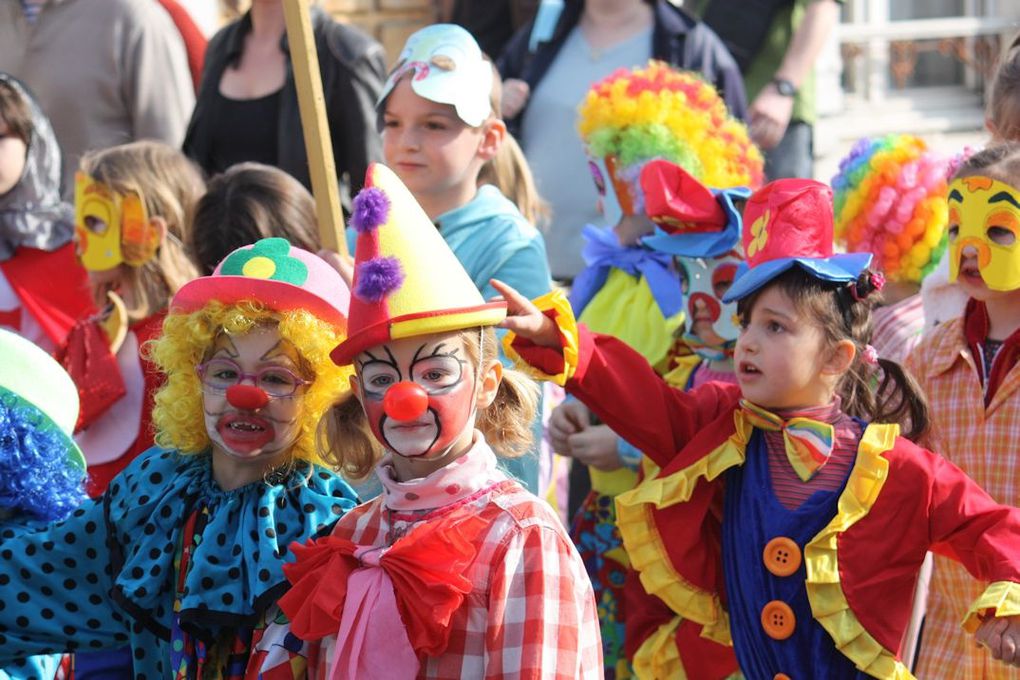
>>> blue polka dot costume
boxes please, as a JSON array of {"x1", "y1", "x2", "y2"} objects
[{"x1": 0, "y1": 447, "x2": 357, "y2": 678}]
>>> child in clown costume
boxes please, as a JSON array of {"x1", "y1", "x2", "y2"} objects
[
  {"x1": 0, "y1": 329, "x2": 87, "y2": 680},
  {"x1": 496, "y1": 176, "x2": 1020, "y2": 679},
  {"x1": 0, "y1": 238, "x2": 360, "y2": 678},
  {"x1": 247, "y1": 164, "x2": 601, "y2": 679},
  {"x1": 830, "y1": 134, "x2": 951, "y2": 363},
  {"x1": 550, "y1": 61, "x2": 761, "y2": 677},
  {"x1": 908, "y1": 145, "x2": 1020, "y2": 678}
]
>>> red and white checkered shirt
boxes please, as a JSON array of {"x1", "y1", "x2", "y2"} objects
[{"x1": 248, "y1": 436, "x2": 602, "y2": 679}]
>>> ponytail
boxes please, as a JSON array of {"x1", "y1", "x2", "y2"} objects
[
  {"x1": 482, "y1": 59, "x2": 549, "y2": 228},
  {"x1": 479, "y1": 133, "x2": 550, "y2": 228}
]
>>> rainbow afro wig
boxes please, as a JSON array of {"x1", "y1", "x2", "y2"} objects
[
  {"x1": 832, "y1": 134, "x2": 951, "y2": 284},
  {"x1": 577, "y1": 60, "x2": 764, "y2": 192}
]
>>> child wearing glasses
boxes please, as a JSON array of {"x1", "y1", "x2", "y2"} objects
[{"x1": 0, "y1": 238, "x2": 360, "y2": 678}]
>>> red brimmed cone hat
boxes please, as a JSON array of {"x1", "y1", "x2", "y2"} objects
[
  {"x1": 331, "y1": 164, "x2": 507, "y2": 365},
  {"x1": 722, "y1": 179, "x2": 873, "y2": 303}
]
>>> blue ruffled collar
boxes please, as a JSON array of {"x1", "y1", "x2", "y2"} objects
[{"x1": 104, "y1": 448, "x2": 357, "y2": 639}]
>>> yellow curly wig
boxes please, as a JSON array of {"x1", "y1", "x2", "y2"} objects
[{"x1": 146, "y1": 300, "x2": 351, "y2": 465}]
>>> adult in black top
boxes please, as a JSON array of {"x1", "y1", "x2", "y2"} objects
[
  {"x1": 183, "y1": 2, "x2": 385, "y2": 201},
  {"x1": 497, "y1": 0, "x2": 748, "y2": 135}
]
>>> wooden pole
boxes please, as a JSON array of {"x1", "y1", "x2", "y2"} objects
[{"x1": 282, "y1": 0, "x2": 348, "y2": 256}]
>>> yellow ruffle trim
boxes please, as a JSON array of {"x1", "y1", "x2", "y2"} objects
[
  {"x1": 804, "y1": 423, "x2": 915, "y2": 680},
  {"x1": 962, "y1": 581, "x2": 1020, "y2": 633},
  {"x1": 616, "y1": 410, "x2": 755, "y2": 646},
  {"x1": 632, "y1": 617, "x2": 685, "y2": 680},
  {"x1": 501, "y1": 289, "x2": 580, "y2": 387}
]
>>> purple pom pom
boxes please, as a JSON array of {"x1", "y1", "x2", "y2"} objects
[
  {"x1": 354, "y1": 256, "x2": 405, "y2": 302},
  {"x1": 350, "y1": 188, "x2": 390, "y2": 233}
]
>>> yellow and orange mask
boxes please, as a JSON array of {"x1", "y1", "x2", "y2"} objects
[
  {"x1": 74, "y1": 171, "x2": 159, "y2": 272},
  {"x1": 948, "y1": 175, "x2": 1020, "y2": 291}
]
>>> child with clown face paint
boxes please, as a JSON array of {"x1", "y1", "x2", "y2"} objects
[
  {"x1": 498, "y1": 174, "x2": 1020, "y2": 679},
  {"x1": 0, "y1": 238, "x2": 359, "y2": 677},
  {"x1": 247, "y1": 164, "x2": 601, "y2": 679},
  {"x1": 908, "y1": 144, "x2": 1020, "y2": 677},
  {"x1": 555, "y1": 61, "x2": 761, "y2": 677}
]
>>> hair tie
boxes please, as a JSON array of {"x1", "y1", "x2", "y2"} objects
[
  {"x1": 850, "y1": 270, "x2": 886, "y2": 302},
  {"x1": 862, "y1": 345, "x2": 879, "y2": 365}
]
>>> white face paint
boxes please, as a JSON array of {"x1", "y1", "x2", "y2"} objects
[
  {"x1": 356, "y1": 332, "x2": 479, "y2": 460},
  {"x1": 201, "y1": 327, "x2": 308, "y2": 465},
  {"x1": 676, "y1": 252, "x2": 743, "y2": 361}
]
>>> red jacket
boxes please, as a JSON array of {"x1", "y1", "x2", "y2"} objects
[{"x1": 512, "y1": 315, "x2": 1020, "y2": 678}]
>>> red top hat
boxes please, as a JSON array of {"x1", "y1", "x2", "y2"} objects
[{"x1": 723, "y1": 179, "x2": 872, "y2": 302}]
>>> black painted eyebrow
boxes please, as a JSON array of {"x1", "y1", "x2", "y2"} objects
[
  {"x1": 948, "y1": 189, "x2": 964, "y2": 203},
  {"x1": 990, "y1": 191, "x2": 1020, "y2": 210}
]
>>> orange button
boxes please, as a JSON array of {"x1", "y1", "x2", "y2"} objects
[
  {"x1": 763, "y1": 537, "x2": 802, "y2": 577},
  {"x1": 761, "y1": 600, "x2": 796, "y2": 640},
  {"x1": 774, "y1": 674, "x2": 792, "y2": 680}
]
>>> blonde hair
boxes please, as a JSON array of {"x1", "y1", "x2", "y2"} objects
[
  {"x1": 147, "y1": 301, "x2": 351, "y2": 465},
  {"x1": 320, "y1": 326, "x2": 539, "y2": 479},
  {"x1": 80, "y1": 141, "x2": 204, "y2": 320},
  {"x1": 990, "y1": 33, "x2": 1020, "y2": 143},
  {"x1": 480, "y1": 63, "x2": 550, "y2": 227}
]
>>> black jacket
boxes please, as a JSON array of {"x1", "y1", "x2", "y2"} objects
[
  {"x1": 183, "y1": 9, "x2": 386, "y2": 199},
  {"x1": 497, "y1": 0, "x2": 747, "y2": 134}
]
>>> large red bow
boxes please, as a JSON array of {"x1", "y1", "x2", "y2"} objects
[{"x1": 281, "y1": 513, "x2": 488, "y2": 656}]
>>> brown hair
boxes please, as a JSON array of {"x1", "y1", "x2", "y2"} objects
[
  {"x1": 319, "y1": 326, "x2": 540, "y2": 479},
  {"x1": 480, "y1": 62, "x2": 549, "y2": 227},
  {"x1": 736, "y1": 267, "x2": 930, "y2": 441},
  {"x1": 189, "y1": 163, "x2": 320, "y2": 274},
  {"x1": 951, "y1": 141, "x2": 1020, "y2": 185},
  {"x1": 0, "y1": 79, "x2": 31, "y2": 146},
  {"x1": 989, "y1": 32, "x2": 1020, "y2": 142},
  {"x1": 80, "y1": 141, "x2": 204, "y2": 320}
]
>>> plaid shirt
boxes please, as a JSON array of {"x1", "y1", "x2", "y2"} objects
[
  {"x1": 248, "y1": 437, "x2": 602, "y2": 679},
  {"x1": 907, "y1": 316, "x2": 1020, "y2": 679}
]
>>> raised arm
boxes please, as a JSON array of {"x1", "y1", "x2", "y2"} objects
[{"x1": 494, "y1": 280, "x2": 738, "y2": 467}]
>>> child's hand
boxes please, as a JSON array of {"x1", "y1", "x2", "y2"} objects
[
  {"x1": 976, "y1": 615, "x2": 1020, "y2": 666},
  {"x1": 567, "y1": 425, "x2": 623, "y2": 472},
  {"x1": 549, "y1": 400, "x2": 589, "y2": 454},
  {"x1": 490, "y1": 279, "x2": 560, "y2": 348}
]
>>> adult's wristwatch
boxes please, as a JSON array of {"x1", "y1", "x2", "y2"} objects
[{"x1": 772, "y1": 77, "x2": 797, "y2": 97}]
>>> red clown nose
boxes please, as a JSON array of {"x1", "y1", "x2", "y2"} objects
[
  {"x1": 226, "y1": 384, "x2": 270, "y2": 411},
  {"x1": 383, "y1": 381, "x2": 429, "y2": 421}
]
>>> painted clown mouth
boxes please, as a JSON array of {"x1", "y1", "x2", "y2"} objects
[{"x1": 217, "y1": 413, "x2": 275, "y2": 452}]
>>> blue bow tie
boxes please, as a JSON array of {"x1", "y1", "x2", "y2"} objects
[{"x1": 570, "y1": 225, "x2": 683, "y2": 319}]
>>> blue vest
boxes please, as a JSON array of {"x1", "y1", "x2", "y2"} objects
[{"x1": 721, "y1": 430, "x2": 868, "y2": 679}]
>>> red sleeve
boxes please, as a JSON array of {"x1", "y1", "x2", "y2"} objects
[
  {"x1": 925, "y1": 449, "x2": 1020, "y2": 582},
  {"x1": 529, "y1": 325, "x2": 739, "y2": 468}
]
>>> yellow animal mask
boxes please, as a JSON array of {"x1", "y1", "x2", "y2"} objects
[
  {"x1": 948, "y1": 175, "x2": 1020, "y2": 291},
  {"x1": 74, "y1": 171, "x2": 158, "y2": 271}
]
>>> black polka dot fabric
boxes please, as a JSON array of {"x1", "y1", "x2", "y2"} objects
[{"x1": 0, "y1": 447, "x2": 358, "y2": 677}]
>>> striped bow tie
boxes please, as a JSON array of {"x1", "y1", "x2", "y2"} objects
[{"x1": 739, "y1": 399, "x2": 835, "y2": 481}]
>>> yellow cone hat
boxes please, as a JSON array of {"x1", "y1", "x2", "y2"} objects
[{"x1": 331, "y1": 164, "x2": 507, "y2": 365}]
